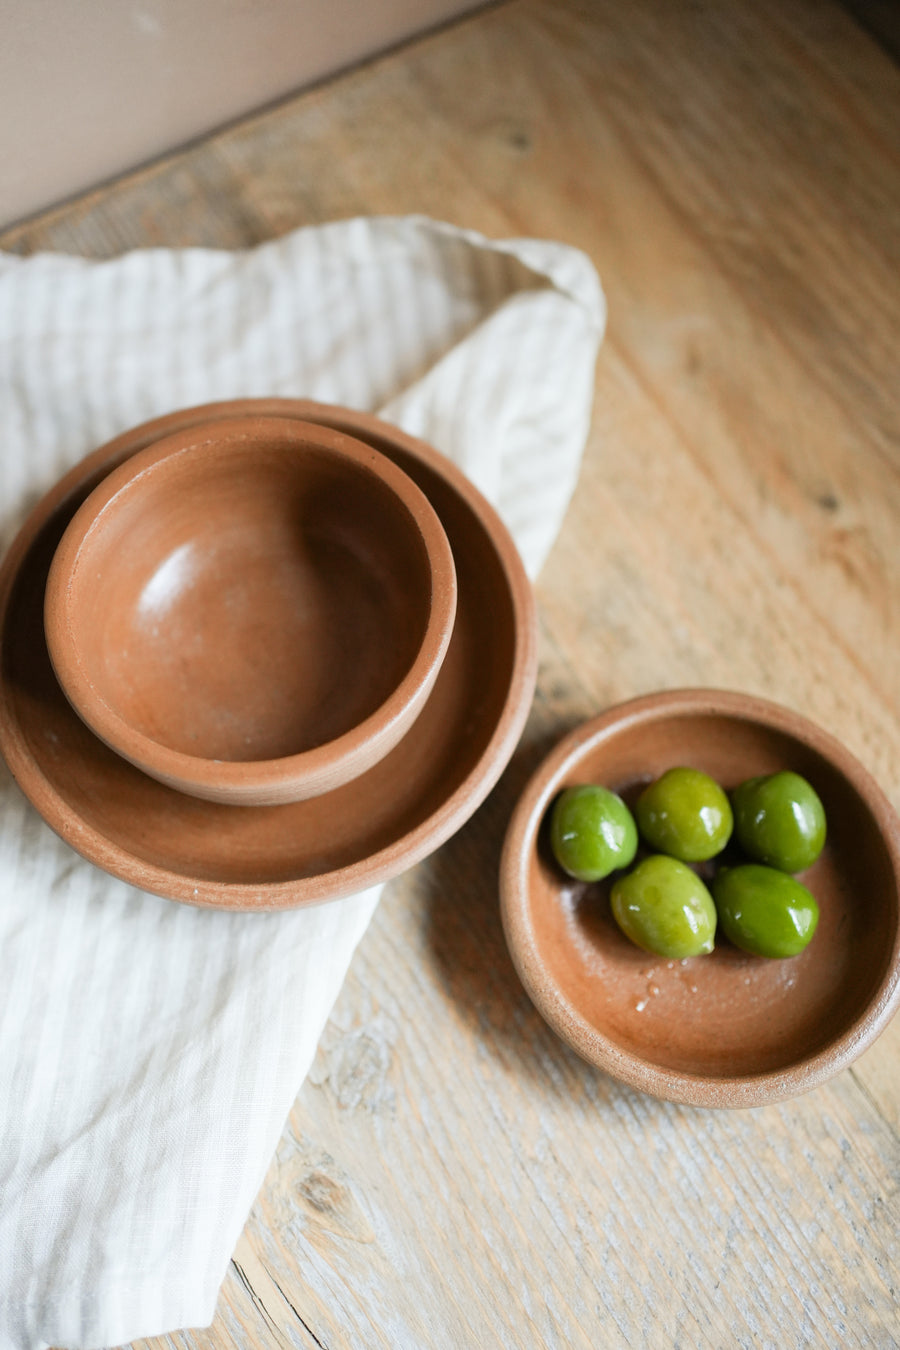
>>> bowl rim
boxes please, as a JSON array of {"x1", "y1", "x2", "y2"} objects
[
  {"x1": 500, "y1": 687, "x2": 900, "y2": 1108},
  {"x1": 43, "y1": 415, "x2": 458, "y2": 806}
]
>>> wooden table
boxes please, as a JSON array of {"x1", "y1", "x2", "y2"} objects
[{"x1": 4, "y1": 1, "x2": 899, "y2": 1345}]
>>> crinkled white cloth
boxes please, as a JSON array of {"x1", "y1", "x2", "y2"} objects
[{"x1": 0, "y1": 216, "x2": 605, "y2": 1349}]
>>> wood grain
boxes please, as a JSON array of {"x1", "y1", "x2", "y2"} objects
[{"x1": 4, "y1": 0, "x2": 898, "y2": 1346}]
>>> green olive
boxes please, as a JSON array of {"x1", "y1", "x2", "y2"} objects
[
  {"x1": 732, "y1": 771, "x2": 826, "y2": 873},
  {"x1": 635, "y1": 767, "x2": 733, "y2": 862},
  {"x1": 712, "y1": 863, "x2": 819, "y2": 958},
  {"x1": 610, "y1": 855, "x2": 717, "y2": 958},
  {"x1": 549, "y1": 785, "x2": 638, "y2": 883}
]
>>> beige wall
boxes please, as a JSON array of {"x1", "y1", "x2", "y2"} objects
[{"x1": 1, "y1": 0, "x2": 482, "y2": 228}]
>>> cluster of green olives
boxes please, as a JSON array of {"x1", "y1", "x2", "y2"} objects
[{"x1": 549, "y1": 767, "x2": 826, "y2": 960}]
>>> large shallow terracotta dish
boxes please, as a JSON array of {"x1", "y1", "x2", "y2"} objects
[
  {"x1": 500, "y1": 689, "x2": 900, "y2": 1108},
  {"x1": 0, "y1": 400, "x2": 537, "y2": 909},
  {"x1": 45, "y1": 417, "x2": 457, "y2": 806}
]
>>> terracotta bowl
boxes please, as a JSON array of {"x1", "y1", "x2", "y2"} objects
[
  {"x1": 44, "y1": 415, "x2": 457, "y2": 806},
  {"x1": 500, "y1": 689, "x2": 900, "y2": 1108},
  {"x1": 0, "y1": 399, "x2": 536, "y2": 908}
]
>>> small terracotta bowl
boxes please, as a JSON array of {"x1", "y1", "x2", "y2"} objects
[
  {"x1": 44, "y1": 416, "x2": 457, "y2": 805},
  {"x1": 500, "y1": 689, "x2": 900, "y2": 1108}
]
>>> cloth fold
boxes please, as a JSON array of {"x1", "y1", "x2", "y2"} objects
[{"x1": 0, "y1": 215, "x2": 604, "y2": 1349}]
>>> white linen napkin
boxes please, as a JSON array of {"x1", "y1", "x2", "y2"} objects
[{"x1": 0, "y1": 216, "x2": 605, "y2": 1349}]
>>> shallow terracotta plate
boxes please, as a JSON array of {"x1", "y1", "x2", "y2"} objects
[
  {"x1": 500, "y1": 689, "x2": 900, "y2": 1108},
  {"x1": 0, "y1": 400, "x2": 537, "y2": 910}
]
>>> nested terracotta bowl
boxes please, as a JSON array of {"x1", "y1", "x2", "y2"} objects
[
  {"x1": 500, "y1": 689, "x2": 900, "y2": 1108},
  {"x1": 44, "y1": 415, "x2": 457, "y2": 806},
  {"x1": 0, "y1": 399, "x2": 536, "y2": 908}
]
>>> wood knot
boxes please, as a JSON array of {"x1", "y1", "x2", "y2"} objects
[{"x1": 297, "y1": 1169, "x2": 345, "y2": 1214}]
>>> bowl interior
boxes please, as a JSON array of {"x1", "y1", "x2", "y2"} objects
[
  {"x1": 53, "y1": 422, "x2": 434, "y2": 763},
  {"x1": 504, "y1": 695, "x2": 900, "y2": 1103}
]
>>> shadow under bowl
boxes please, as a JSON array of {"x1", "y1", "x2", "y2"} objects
[
  {"x1": 44, "y1": 416, "x2": 457, "y2": 806},
  {"x1": 500, "y1": 689, "x2": 900, "y2": 1108}
]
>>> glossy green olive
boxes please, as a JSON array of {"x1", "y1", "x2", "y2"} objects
[
  {"x1": 732, "y1": 771, "x2": 826, "y2": 873},
  {"x1": 712, "y1": 863, "x2": 819, "y2": 958},
  {"x1": 634, "y1": 767, "x2": 733, "y2": 862},
  {"x1": 549, "y1": 785, "x2": 638, "y2": 883},
  {"x1": 610, "y1": 855, "x2": 717, "y2": 958}
]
